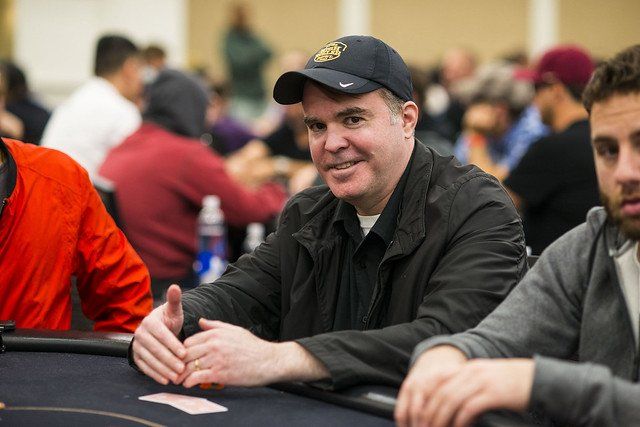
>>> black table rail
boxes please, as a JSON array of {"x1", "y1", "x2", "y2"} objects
[
  {"x1": 1, "y1": 329, "x2": 397, "y2": 420},
  {"x1": 0, "y1": 329, "x2": 540, "y2": 426}
]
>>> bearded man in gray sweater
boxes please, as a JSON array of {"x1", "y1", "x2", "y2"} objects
[{"x1": 396, "y1": 44, "x2": 640, "y2": 427}]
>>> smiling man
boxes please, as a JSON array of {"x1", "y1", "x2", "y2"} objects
[
  {"x1": 130, "y1": 36, "x2": 524, "y2": 390},
  {"x1": 396, "y1": 44, "x2": 640, "y2": 427}
]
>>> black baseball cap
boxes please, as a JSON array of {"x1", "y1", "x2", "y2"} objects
[{"x1": 273, "y1": 35, "x2": 413, "y2": 105}]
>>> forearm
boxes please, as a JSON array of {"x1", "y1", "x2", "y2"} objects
[
  {"x1": 531, "y1": 356, "x2": 640, "y2": 426},
  {"x1": 271, "y1": 342, "x2": 330, "y2": 383}
]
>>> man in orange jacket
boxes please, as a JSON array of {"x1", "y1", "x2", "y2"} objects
[{"x1": 0, "y1": 70, "x2": 152, "y2": 332}]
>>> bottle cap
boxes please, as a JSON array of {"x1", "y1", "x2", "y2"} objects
[
  {"x1": 247, "y1": 223, "x2": 265, "y2": 236},
  {"x1": 202, "y1": 195, "x2": 220, "y2": 208}
]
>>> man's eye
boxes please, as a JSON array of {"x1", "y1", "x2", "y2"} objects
[
  {"x1": 345, "y1": 117, "x2": 362, "y2": 125},
  {"x1": 595, "y1": 144, "x2": 618, "y2": 159},
  {"x1": 308, "y1": 123, "x2": 326, "y2": 132}
]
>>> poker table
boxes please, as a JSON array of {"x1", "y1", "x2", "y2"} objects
[{"x1": 0, "y1": 329, "x2": 536, "y2": 426}]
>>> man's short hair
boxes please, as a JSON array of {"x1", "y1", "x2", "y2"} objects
[
  {"x1": 0, "y1": 61, "x2": 28, "y2": 103},
  {"x1": 378, "y1": 88, "x2": 404, "y2": 123},
  {"x1": 583, "y1": 45, "x2": 640, "y2": 114},
  {"x1": 94, "y1": 35, "x2": 139, "y2": 77},
  {"x1": 142, "y1": 45, "x2": 166, "y2": 62}
]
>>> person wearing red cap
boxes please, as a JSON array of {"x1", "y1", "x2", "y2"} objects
[
  {"x1": 396, "y1": 44, "x2": 640, "y2": 427},
  {"x1": 129, "y1": 35, "x2": 525, "y2": 390},
  {"x1": 504, "y1": 45, "x2": 600, "y2": 255}
]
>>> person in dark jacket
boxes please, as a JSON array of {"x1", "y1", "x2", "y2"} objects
[{"x1": 131, "y1": 36, "x2": 525, "y2": 390}]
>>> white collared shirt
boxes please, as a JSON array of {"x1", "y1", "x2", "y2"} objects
[{"x1": 42, "y1": 77, "x2": 141, "y2": 180}]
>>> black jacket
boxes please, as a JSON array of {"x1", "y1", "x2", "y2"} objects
[{"x1": 181, "y1": 142, "x2": 526, "y2": 389}]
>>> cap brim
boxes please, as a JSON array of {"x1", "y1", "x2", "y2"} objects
[{"x1": 273, "y1": 68, "x2": 382, "y2": 104}]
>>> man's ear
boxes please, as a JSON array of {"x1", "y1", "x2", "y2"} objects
[{"x1": 401, "y1": 101, "x2": 419, "y2": 139}]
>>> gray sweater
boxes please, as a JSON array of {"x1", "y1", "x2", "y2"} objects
[{"x1": 413, "y1": 207, "x2": 640, "y2": 426}]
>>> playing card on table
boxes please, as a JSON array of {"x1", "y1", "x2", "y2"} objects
[{"x1": 139, "y1": 392, "x2": 228, "y2": 415}]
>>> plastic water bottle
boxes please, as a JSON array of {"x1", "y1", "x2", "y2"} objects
[
  {"x1": 243, "y1": 223, "x2": 265, "y2": 254},
  {"x1": 194, "y1": 195, "x2": 227, "y2": 283}
]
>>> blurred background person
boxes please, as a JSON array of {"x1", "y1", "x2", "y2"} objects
[
  {"x1": 223, "y1": 2, "x2": 272, "y2": 126},
  {"x1": 423, "y1": 47, "x2": 478, "y2": 142},
  {"x1": 504, "y1": 45, "x2": 599, "y2": 255},
  {"x1": 205, "y1": 81, "x2": 256, "y2": 156},
  {"x1": 224, "y1": 48, "x2": 314, "y2": 193},
  {"x1": 251, "y1": 49, "x2": 308, "y2": 138},
  {"x1": 0, "y1": 60, "x2": 50, "y2": 144},
  {"x1": 141, "y1": 44, "x2": 167, "y2": 85},
  {"x1": 409, "y1": 64, "x2": 454, "y2": 156},
  {"x1": 453, "y1": 62, "x2": 549, "y2": 181},
  {"x1": 41, "y1": 34, "x2": 143, "y2": 180},
  {"x1": 99, "y1": 69, "x2": 286, "y2": 305},
  {"x1": 225, "y1": 100, "x2": 313, "y2": 192},
  {"x1": 0, "y1": 81, "x2": 23, "y2": 140}
]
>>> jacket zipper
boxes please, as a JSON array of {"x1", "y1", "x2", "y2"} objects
[{"x1": 363, "y1": 240, "x2": 401, "y2": 329}]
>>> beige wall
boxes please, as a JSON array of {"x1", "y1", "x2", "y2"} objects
[
  {"x1": 0, "y1": 0, "x2": 14, "y2": 59},
  {"x1": 189, "y1": 0, "x2": 640, "y2": 86},
  {"x1": 189, "y1": 0, "x2": 338, "y2": 88},
  {"x1": 188, "y1": 0, "x2": 529, "y2": 86},
  {"x1": 559, "y1": 0, "x2": 640, "y2": 60},
  {"x1": 371, "y1": 0, "x2": 528, "y2": 68}
]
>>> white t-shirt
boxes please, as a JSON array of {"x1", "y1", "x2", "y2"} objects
[
  {"x1": 613, "y1": 240, "x2": 640, "y2": 345},
  {"x1": 357, "y1": 213, "x2": 380, "y2": 237},
  {"x1": 41, "y1": 77, "x2": 141, "y2": 180}
]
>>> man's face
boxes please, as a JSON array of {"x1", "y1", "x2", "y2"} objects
[
  {"x1": 302, "y1": 83, "x2": 416, "y2": 215},
  {"x1": 122, "y1": 56, "x2": 144, "y2": 103},
  {"x1": 591, "y1": 92, "x2": 640, "y2": 239},
  {"x1": 534, "y1": 83, "x2": 555, "y2": 127}
]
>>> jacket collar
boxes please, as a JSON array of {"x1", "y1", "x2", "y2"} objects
[{"x1": 586, "y1": 206, "x2": 635, "y2": 258}]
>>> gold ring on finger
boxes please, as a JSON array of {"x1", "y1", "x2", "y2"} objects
[{"x1": 194, "y1": 358, "x2": 200, "y2": 371}]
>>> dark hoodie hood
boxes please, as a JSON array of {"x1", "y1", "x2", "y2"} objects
[{"x1": 143, "y1": 69, "x2": 209, "y2": 138}]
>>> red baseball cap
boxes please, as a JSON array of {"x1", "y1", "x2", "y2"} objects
[{"x1": 532, "y1": 45, "x2": 594, "y2": 87}]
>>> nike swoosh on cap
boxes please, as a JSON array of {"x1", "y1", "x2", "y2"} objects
[{"x1": 339, "y1": 82, "x2": 354, "y2": 88}]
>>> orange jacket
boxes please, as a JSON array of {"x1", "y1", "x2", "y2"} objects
[{"x1": 0, "y1": 138, "x2": 152, "y2": 332}]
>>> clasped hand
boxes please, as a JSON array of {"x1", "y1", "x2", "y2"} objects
[
  {"x1": 395, "y1": 345, "x2": 534, "y2": 427},
  {"x1": 132, "y1": 284, "x2": 282, "y2": 388}
]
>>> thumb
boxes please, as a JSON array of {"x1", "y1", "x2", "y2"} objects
[
  {"x1": 199, "y1": 318, "x2": 224, "y2": 330},
  {"x1": 165, "y1": 284, "x2": 183, "y2": 321}
]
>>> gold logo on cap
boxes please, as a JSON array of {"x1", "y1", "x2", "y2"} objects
[{"x1": 314, "y1": 42, "x2": 347, "y2": 62}]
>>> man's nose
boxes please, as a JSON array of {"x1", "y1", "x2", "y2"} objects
[
  {"x1": 614, "y1": 144, "x2": 640, "y2": 185},
  {"x1": 323, "y1": 127, "x2": 349, "y2": 152}
]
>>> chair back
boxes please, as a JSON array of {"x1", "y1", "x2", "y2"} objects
[{"x1": 93, "y1": 176, "x2": 121, "y2": 229}]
